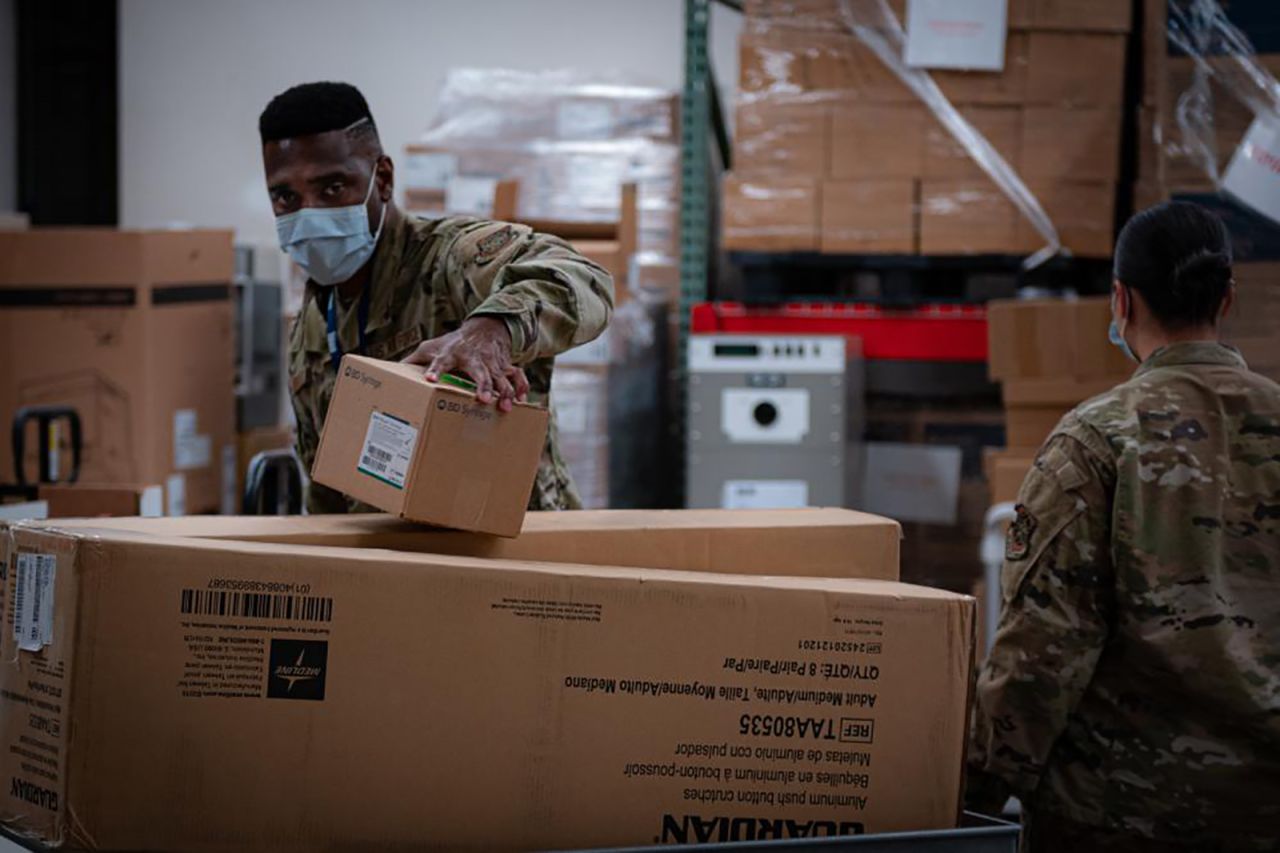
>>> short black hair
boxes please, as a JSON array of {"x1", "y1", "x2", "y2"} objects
[
  {"x1": 1114, "y1": 201, "x2": 1233, "y2": 331},
  {"x1": 259, "y1": 81, "x2": 379, "y2": 145}
]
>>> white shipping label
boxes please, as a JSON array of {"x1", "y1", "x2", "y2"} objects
[
  {"x1": 358, "y1": 411, "x2": 418, "y2": 490},
  {"x1": 13, "y1": 553, "x2": 56, "y2": 652},
  {"x1": 1224, "y1": 115, "x2": 1280, "y2": 225},
  {"x1": 403, "y1": 152, "x2": 458, "y2": 191},
  {"x1": 166, "y1": 473, "x2": 187, "y2": 517},
  {"x1": 140, "y1": 485, "x2": 164, "y2": 518},
  {"x1": 722, "y1": 480, "x2": 810, "y2": 510},
  {"x1": 174, "y1": 409, "x2": 212, "y2": 470},
  {"x1": 905, "y1": 0, "x2": 1008, "y2": 71},
  {"x1": 445, "y1": 175, "x2": 498, "y2": 217}
]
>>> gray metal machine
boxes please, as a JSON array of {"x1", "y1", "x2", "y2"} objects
[{"x1": 686, "y1": 334, "x2": 847, "y2": 509}]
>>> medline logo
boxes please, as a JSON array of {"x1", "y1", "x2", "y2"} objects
[
  {"x1": 658, "y1": 814, "x2": 863, "y2": 844},
  {"x1": 267, "y1": 639, "x2": 328, "y2": 701},
  {"x1": 10, "y1": 778, "x2": 58, "y2": 812}
]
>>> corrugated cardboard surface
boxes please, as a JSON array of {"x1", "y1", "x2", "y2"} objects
[
  {"x1": 36, "y1": 483, "x2": 162, "y2": 518},
  {"x1": 1004, "y1": 404, "x2": 1071, "y2": 449},
  {"x1": 987, "y1": 297, "x2": 1134, "y2": 382},
  {"x1": 0, "y1": 229, "x2": 235, "y2": 513},
  {"x1": 735, "y1": 103, "x2": 830, "y2": 177},
  {"x1": 722, "y1": 175, "x2": 820, "y2": 251},
  {"x1": 0, "y1": 523, "x2": 972, "y2": 851},
  {"x1": 829, "y1": 104, "x2": 928, "y2": 179},
  {"x1": 821, "y1": 181, "x2": 917, "y2": 254},
  {"x1": 982, "y1": 448, "x2": 1037, "y2": 505},
  {"x1": 48, "y1": 508, "x2": 903, "y2": 582},
  {"x1": 312, "y1": 356, "x2": 548, "y2": 537}
]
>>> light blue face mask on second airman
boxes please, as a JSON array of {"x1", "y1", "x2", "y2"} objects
[
  {"x1": 1109, "y1": 288, "x2": 1139, "y2": 363},
  {"x1": 275, "y1": 162, "x2": 386, "y2": 286}
]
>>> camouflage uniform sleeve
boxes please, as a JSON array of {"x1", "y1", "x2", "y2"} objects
[
  {"x1": 967, "y1": 418, "x2": 1116, "y2": 812},
  {"x1": 439, "y1": 219, "x2": 615, "y2": 364}
]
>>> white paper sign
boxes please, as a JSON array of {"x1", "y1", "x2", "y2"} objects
[
  {"x1": 906, "y1": 0, "x2": 1008, "y2": 71},
  {"x1": 859, "y1": 442, "x2": 963, "y2": 525},
  {"x1": 174, "y1": 409, "x2": 212, "y2": 470},
  {"x1": 166, "y1": 473, "x2": 187, "y2": 517},
  {"x1": 554, "y1": 393, "x2": 591, "y2": 435},
  {"x1": 358, "y1": 411, "x2": 418, "y2": 490},
  {"x1": 722, "y1": 480, "x2": 810, "y2": 510},
  {"x1": 1224, "y1": 114, "x2": 1280, "y2": 225},
  {"x1": 14, "y1": 553, "x2": 56, "y2": 652}
]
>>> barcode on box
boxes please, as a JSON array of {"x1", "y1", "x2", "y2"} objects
[
  {"x1": 357, "y1": 410, "x2": 417, "y2": 489},
  {"x1": 180, "y1": 589, "x2": 333, "y2": 623}
]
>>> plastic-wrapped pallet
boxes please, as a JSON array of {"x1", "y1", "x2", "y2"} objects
[
  {"x1": 724, "y1": 0, "x2": 1131, "y2": 259},
  {"x1": 550, "y1": 294, "x2": 668, "y2": 509},
  {"x1": 405, "y1": 69, "x2": 681, "y2": 264}
]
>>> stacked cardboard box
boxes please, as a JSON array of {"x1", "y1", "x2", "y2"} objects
[
  {"x1": 0, "y1": 230, "x2": 236, "y2": 515},
  {"x1": 1136, "y1": 0, "x2": 1280, "y2": 209},
  {"x1": 987, "y1": 297, "x2": 1133, "y2": 450},
  {"x1": 1223, "y1": 262, "x2": 1280, "y2": 383},
  {"x1": 724, "y1": 0, "x2": 1129, "y2": 257},
  {"x1": 0, "y1": 510, "x2": 978, "y2": 849}
]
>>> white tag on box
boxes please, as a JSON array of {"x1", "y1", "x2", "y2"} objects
[
  {"x1": 1224, "y1": 115, "x2": 1280, "y2": 225},
  {"x1": 14, "y1": 553, "x2": 56, "y2": 652},
  {"x1": 721, "y1": 480, "x2": 810, "y2": 510},
  {"x1": 905, "y1": 0, "x2": 1008, "y2": 71},
  {"x1": 358, "y1": 411, "x2": 418, "y2": 490},
  {"x1": 446, "y1": 175, "x2": 498, "y2": 217},
  {"x1": 859, "y1": 442, "x2": 963, "y2": 525}
]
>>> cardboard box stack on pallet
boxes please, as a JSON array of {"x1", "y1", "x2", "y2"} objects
[
  {"x1": 0, "y1": 230, "x2": 237, "y2": 516},
  {"x1": 724, "y1": 0, "x2": 1131, "y2": 257},
  {"x1": 984, "y1": 296, "x2": 1134, "y2": 504},
  {"x1": 401, "y1": 69, "x2": 682, "y2": 305},
  {"x1": 0, "y1": 509, "x2": 977, "y2": 850}
]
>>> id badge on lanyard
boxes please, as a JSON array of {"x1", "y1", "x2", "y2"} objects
[{"x1": 326, "y1": 285, "x2": 372, "y2": 372}]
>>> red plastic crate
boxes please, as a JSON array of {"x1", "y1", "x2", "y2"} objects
[{"x1": 689, "y1": 302, "x2": 989, "y2": 363}]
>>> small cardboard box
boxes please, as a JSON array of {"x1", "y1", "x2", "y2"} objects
[
  {"x1": 0, "y1": 520, "x2": 972, "y2": 850},
  {"x1": 723, "y1": 174, "x2": 820, "y2": 251},
  {"x1": 1016, "y1": 180, "x2": 1118, "y2": 258},
  {"x1": 821, "y1": 180, "x2": 917, "y2": 254},
  {"x1": 311, "y1": 355, "x2": 548, "y2": 537},
  {"x1": 830, "y1": 104, "x2": 929, "y2": 179}
]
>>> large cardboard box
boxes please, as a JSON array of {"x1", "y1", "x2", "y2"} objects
[
  {"x1": 0, "y1": 521, "x2": 973, "y2": 850},
  {"x1": 987, "y1": 297, "x2": 1133, "y2": 381},
  {"x1": 0, "y1": 229, "x2": 235, "y2": 515},
  {"x1": 723, "y1": 174, "x2": 820, "y2": 251},
  {"x1": 983, "y1": 448, "x2": 1037, "y2": 505},
  {"x1": 934, "y1": 33, "x2": 1030, "y2": 106},
  {"x1": 48, "y1": 507, "x2": 903, "y2": 581},
  {"x1": 821, "y1": 180, "x2": 917, "y2": 254},
  {"x1": 1008, "y1": 0, "x2": 1132, "y2": 32},
  {"x1": 1223, "y1": 262, "x2": 1280, "y2": 383},
  {"x1": 735, "y1": 103, "x2": 830, "y2": 177},
  {"x1": 1016, "y1": 180, "x2": 1118, "y2": 258},
  {"x1": 36, "y1": 483, "x2": 165, "y2": 519},
  {"x1": 312, "y1": 356, "x2": 548, "y2": 537}
]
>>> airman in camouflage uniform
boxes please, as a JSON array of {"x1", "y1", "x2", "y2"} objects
[
  {"x1": 289, "y1": 214, "x2": 613, "y2": 514},
  {"x1": 968, "y1": 341, "x2": 1280, "y2": 850},
  {"x1": 260, "y1": 82, "x2": 613, "y2": 516}
]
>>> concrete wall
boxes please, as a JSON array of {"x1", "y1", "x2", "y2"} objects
[{"x1": 120, "y1": 0, "x2": 741, "y2": 247}]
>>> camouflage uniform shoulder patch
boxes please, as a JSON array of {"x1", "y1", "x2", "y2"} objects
[
  {"x1": 472, "y1": 225, "x2": 518, "y2": 265},
  {"x1": 1006, "y1": 504, "x2": 1038, "y2": 560}
]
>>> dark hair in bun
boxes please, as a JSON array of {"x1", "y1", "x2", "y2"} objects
[{"x1": 1114, "y1": 201, "x2": 1234, "y2": 330}]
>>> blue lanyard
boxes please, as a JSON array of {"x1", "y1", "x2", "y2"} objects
[{"x1": 325, "y1": 285, "x2": 371, "y2": 372}]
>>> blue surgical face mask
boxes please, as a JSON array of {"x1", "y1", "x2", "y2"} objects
[
  {"x1": 1109, "y1": 290, "x2": 1138, "y2": 363},
  {"x1": 275, "y1": 164, "x2": 386, "y2": 286}
]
